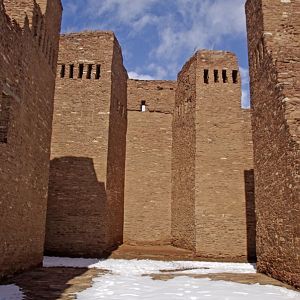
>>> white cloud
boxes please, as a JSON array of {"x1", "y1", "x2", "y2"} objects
[
  {"x1": 85, "y1": 0, "x2": 159, "y2": 24},
  {"x1": 152, "y1": 0, "x2": 247, "y2": 63},
  {"x1": 239, "y1": 66, "x2": 249, "y2": 86},
  {"x1": 242, "y1": 89, "x2": 250, "y2": 108},
  {"x1": 128, "y1": 71, "x2": 155, "y2": 81},
  {"x1": 63, "y1": 0, "x2": 248, "y2": 82}
]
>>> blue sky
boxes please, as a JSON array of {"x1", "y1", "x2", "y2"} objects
[{"x1": 61, "y1": 0, "x2": 250, "y2": 107}]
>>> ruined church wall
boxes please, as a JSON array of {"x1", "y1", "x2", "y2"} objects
[
  {"x1": 171, "y1": 57, "x2": 197, "y2": 252},
  {"x1": 45, "y1": 31, "x2": 127, "y2": 257},
  {"x1": 124, "y1": 80, "x2": 175, "y2": 245},
  {"x1": 194, "y1": 51, "x2": 254, "y2": 261},
  {"x1": 0, "y1": 0, "x2": 61, "y2": 279},
  {"x1": 246, "y1": 0, "x2": 300, "y2": 287}
]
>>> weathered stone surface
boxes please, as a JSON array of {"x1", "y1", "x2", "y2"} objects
[
  {"x1": 124, "y1": 79, "x2": 176, "y2": 246},
  {"x1": 0, "y1": 0, "x2": 62, "y2": 279},
  {"x1": 246, "y1": 0, "x2": 300, "y2": 288},
  {"x1": 172, "y1": 50, "x2": 255, "y2": 261},
  {"x1": 45, "y1": 31, "x2": 128, "y2": 257}
]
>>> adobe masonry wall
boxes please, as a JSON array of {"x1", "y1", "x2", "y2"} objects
[
  {"x1": 172, "y1": 56, "x2": 197, "y2": 252},
  {"x1": 45, "y1": 31, "x2": 127, "y2": 257},
  {"x1": 195, "y1": 51, "x2": 254, "y2": 261},
  {"x1": 0, "y1": 0, "x2": 62, "y2": 279},
  {"x1": 124, "y1": 79, "x2": 176, "y2": 245},
  {"x1": 246, "y1": 0, "x2": 300, "y2": 287},
  {"x1": 172, "y1": 50, "x2": 255, "y2": 261}
]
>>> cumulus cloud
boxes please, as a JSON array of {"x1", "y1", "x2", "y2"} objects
[
  {"x1": 85, "y1": 0, "x2": 159, "y2": 25},
  {"x1": 239, "y1": 66, "x2": 250, "y2": 108},
  {"x1": 61, "y1": 0, "x2": 249, "y2": 104},
  {"x1": 128, "y1": 71, "x2": 155, "y2": 81}
]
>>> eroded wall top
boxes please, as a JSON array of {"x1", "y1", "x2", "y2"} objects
[{"x1": 128, "y1": 79, "x2": 176, "y2": 113}]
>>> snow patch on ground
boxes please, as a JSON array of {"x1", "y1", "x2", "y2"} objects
[
  {"x1": 77, "y1": 275, "x2": 300, "y2": 300},
  {"x1": 43, "y1": 257, "x2": 256, "y2": 275},
  {"x1": 0, "y1": 284, "x2": 23, "y2": 300},
  {"x1": 43, "y1": 257, "x2": 300, "y2": 300}
]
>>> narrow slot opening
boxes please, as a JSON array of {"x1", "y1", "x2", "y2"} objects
[
  {"x1": 87, "y1": 64, "x2": 93, "y2": 79},
  {"x1": 204, "y1": 69, "x2": 209, "y2": 84},
  {"x1": 141, "y1": 100, "x2": 146, "y2": 112},
  {"x1": 69, "y1": 64, "x2": 74, "y2": 78},
  {"x1": 214, "y1": 70, "x2": 219, "y2": 83},
  {"x1": 0, "y1": 94, "x2": 11, "y2": 144},
  {"x1": 78, "y1": 64, "x2": 84, "y2": 79},
  {"x1": 232, "y1": 70, "x2": 238, "y2": 84},
  {"x1": 95, "y1": 65, "x2": 101, "y2": 79},
  {"x1": 60, "y1": 64, "x2": 65, "y2": 78},
  {"x1": 222, "y1": 70, "x2": 228, "y2": 83}
]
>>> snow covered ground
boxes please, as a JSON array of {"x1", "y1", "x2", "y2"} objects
[
  {"x1": 44, "y1": 257, "x2": 300, "y2": 300},
  {"x1": 0, "y1": 285, "x2": 24, "y2": 300},
  {"x1": 1, "y1": 258, "x2": 299, "y2": 299}
]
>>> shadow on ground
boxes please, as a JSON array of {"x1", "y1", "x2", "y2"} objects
[{"x1": 6, "y1": 267, "x2": 106, "y2": 300}]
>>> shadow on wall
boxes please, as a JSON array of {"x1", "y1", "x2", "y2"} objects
[
  {"x1": 244, "y1": 169, "x2": 257, "y2": 262},
  {"x1": 45, "y1": 157, "x2": 111, "y2": 257}
]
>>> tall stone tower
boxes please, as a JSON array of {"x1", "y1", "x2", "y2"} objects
[
  {"x1": 246, "y1": 0, "x2": 300, "y2": 288},
  {"x1": 0, "y1": 0, "x2": 62, "y2": 279},
  {"x1": 45, "y1": 31, "x2": 128, "y2": 257},
  {"x1": 172, "y1": 50, "x2": 255, "y2": 261}
]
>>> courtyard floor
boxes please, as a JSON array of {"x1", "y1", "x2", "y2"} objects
[{"x1": 1, "y1": 255, "x2": 300, "y2": 300}]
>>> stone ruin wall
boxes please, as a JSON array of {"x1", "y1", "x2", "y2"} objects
[
  {"x1": 45, "y1": 31, "x2": 127, "y2": 257},
  {"x1": 195, "y1": 51, "x2": 254, "y2": 261},
  {"x1": 124, "y1": 79, "x2": 176, "y2": 246},
  {"x1": 172, "y1": 50, "x2": 255, "y2": 261},
  {"x1": 171, "y1": 55, "x2": 197, "y2": 252},
  {"x1": 246, "y1": 0, "x2": 300, "y2": 288},
  {"x1": 0, "y1": 0, "x2": 62, "y2": 279}
]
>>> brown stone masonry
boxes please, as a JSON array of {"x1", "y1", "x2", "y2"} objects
[
  {"x1": 172, "y1": 55, "x2": 197, "y2": 252},
  {"x1": 45, "y1": 31, "x2": 127, "y2": 257},
  {"x1": 172, "y1": 50, "x2": 255, "y2": 261},
  {"x1": 0, "y1": 0, "x2": 62, "y2": 279},
  {"x1": 124, "y1": 80, "x2": 176, "y2": 246},
  {"x1": 246, "y1": 0, "x2": 300, "y2": 288}
]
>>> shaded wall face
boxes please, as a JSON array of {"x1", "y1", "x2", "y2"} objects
[
  {"x1": 171, "y1": 58, "x2": 197, "y2": 251},
  {"x1": 46, "y1": 32, "x2": 127, "y2": 257},
  {"x1": 194, "y1": 51, "x2": 254, "y2": 261},
  {"x1": 0, "y1": 0, "x2": 61, "y2": 279},
  {"x1": 106, "y1": 40, "x2": 128, "y2": 247},
  {"x1": 246, "y1": 0, "x2": 300, "y2": 288},
  {"x1": 124, "y1": 80, "x2": 175, "y2": 245}
]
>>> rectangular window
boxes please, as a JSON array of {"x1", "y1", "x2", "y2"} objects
[
  {"x1": 95, "y1": 64, "x2": 101, "y2": 79},
  {"x1": 87, "y1": 64, "x2": 93, "y2": 79},
  {"x1": 214, "y1": 70, "x2": 219, "y2": 83},
  {"x1": 222, "y1": 70, "x2": 228, "y2": 83},
  {"x1": 232, "y1": 70, "x2": 238, "y2": 84},
  {"x1": 204, "y1": 69, "x2": 209, "y2": 84},
  {"x1": 141, "y1": 100, "x2": 146, "y2": 112},
  {"x1": 69, "y1": 64, "x2": 74, "y2": 78},
  {"x1": 60, "y1": 64, "x2": 65, "y2": 78},
  {"x1": 0, "y1": 94, "x2": 11, "y2": 143},
  {"x1": 78, "y1": 64, "x2": 84, "y2": 79}
]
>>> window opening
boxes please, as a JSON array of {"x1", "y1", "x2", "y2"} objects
[
  {"x1": 95, "y1": 64, "x2": 101, "y2": 79},
  {"x1": 141, "y1": 100, "x2": 146, "y2": 112},
  {"x1": 232, "y1": 70, "x2": 238, "y2": 84},
  {"x1": 222, "y1": 70, "x2": 228, "y2": 83},
  {"x1": 78, "y1": 64, "x2": 84, "y2": 79},
  {"x1": 69, "y1": 64, "x2": 74, "y2": 78},
  {"x1": 87, "y1": 64, "x2": 93, "y2": 79},
  {"x1": 60, "y1": 64, "x2": 65, "y2": 78},
  {"x1": 214, "y1": 70, "x2": 219, "y2": 83},
  {"x1": 0, "y1": 94, "x2": 11, "y2": 143},
  {"x1": 204, "y1": 69, "x2": 209, "y2": 84}
]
